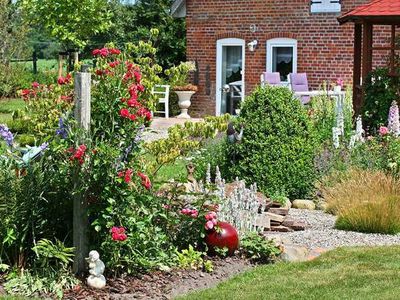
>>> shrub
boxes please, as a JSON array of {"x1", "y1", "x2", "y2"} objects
[
  {"x1": 363, "y1": 68, "x2": 399, "y2": 132},
  {"x1": 322, "y1": 169, "x2": 400, "y2": 234},
  {"x1": 230, "y1": 86, "x2": 317, "y2": 199},
  {"x1": 240, "y1": 232, "x2": 281, "y2": 263}
]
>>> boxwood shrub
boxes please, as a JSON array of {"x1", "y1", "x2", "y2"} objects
[{"x1": 230, "y1": 86, "x2": 316, "y2": 199}]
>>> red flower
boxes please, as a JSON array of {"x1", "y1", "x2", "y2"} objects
[
  {"x1": 96, "y1": 69, "x2": 105, "y2": 76},
  {"x1": 137, "y1": 107, "x2": 152, "y2": 121},
  {"x1": 31, "y1": 82, "x2": 40, "y2": 89},
  {"x1": 70, "y1": 144, "x2": 87, "y2": 165},
  {"x1": 92, "y1": 49, "x2": 101, "y2": 56},
  {"x1": 109, "y1": 48, "x2": 121, "y2": 55},
  {"x1": 124, "y1": 169, "x2": 133, "y2": 183},
  {"x1": 120, "y1": 108, "x2": 130, "y2": 118},
  {"x1": 111, "y1": 226, "x2": 127, "y2": 241},
  {"x1": 136, "y1": 84, "x2": 145, "y2": 92},
  {"x1": 138, "y1": 172, "x2": 151, "y2": 190},
  {"x1": 58, "y1": 74, "x2": 72, "y2": 85},
  {"x1": 127, "y1": 98, "x2": 139, "y2": 108},
  {"x1": 99, "y1": 48, "x2": 109, "y2": 57},
  {"x1": 108, "y1": 60, "x2": 120, "y2": 68},
  {"x1": 21, "y1": 89, "x2": 31, "y2": 100},
  {"x1": 133, "y1": 71, "x2": 141, "y2": 83},
  {"x1": 129, "y1": 114, "x2": 137, "y2": 121}
]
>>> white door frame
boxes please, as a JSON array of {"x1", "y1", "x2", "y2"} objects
[{"x1": 216, "y1": 38, "x2": 245, "y2": 116}]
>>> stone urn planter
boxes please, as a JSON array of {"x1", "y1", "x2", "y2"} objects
[
  {"x1": 205, "y1": 222, "x2": 239, "y2": 256},
  {"x1": 333, "y1": 85, "x2": 342, "y2": 93},
  {"x1": 175, "y1": 90, "x2": 196, "y2": 119}
]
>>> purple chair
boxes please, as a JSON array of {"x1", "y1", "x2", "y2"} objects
[
  {"x1": 262, "y1": 72, "x2": 281, "y2": 86},
  {"x1": 289, "y1": 73, "x2": 311, "y2": 104}
]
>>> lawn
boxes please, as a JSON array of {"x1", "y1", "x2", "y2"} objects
[
  {"x1": 0, "y1": 98, "x2": 25, "y2": 125},
  {"x1": 180, "y1": 246, "x2": 400, "y2": 300}
]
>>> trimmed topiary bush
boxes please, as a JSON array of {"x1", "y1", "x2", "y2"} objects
[{"x1": 230, "y1": 86, "x2": 316, "y2": 199}]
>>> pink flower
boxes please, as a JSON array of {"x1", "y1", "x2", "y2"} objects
[
  {"x1": 379, "y1": 126, "x2": 389, "y2": 136},
  {"x1": 31, "y1": 82, "x2": 40, "y2": 88},
  {"x1": 163, "y1": 204, "x2": 171, "y2": 210},
  {"x1": 109, "y1": 48, "x2": 121, "y2": 55},
  {"x1": 138, "y1": 172, "x2": 151, "y2": 190},
  {"x1": 336, "y1": 78, "x2": 344, "y2": 88},
  {"x1": 99, "y1": 48, "x2": 109, "y2": 57},
  {"x1": 111, "y1": 226, "x2": 127, "y2": 241},
  {"x1": 124, "y1": 169, "x2": 133, "y2": 183},
  {"x1": 205, "y1": 221, "x2": 214, "y2": 230}
]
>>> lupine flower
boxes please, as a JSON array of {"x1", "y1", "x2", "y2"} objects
[
  {"x1": 56, "y1": 117, "x2": 68, "y2": 139},
  {"x1": 110, "y1": 226, "x2": 127, "y2": 241},
  {"x1": 388, "y1": 101, "x2": 400, "y2": 136},
  {"x1": 0, "y1": 124, "x2": 14, "y2": 146},
  {"x1": 379, "y1": 126, "x2": 389, "y2": 136}
]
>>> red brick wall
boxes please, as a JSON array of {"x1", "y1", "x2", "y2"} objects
[{"x1": 185, "y1": 0, "x2": 391, "y2": 116}]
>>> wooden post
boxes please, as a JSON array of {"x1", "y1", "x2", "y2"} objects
[
  {"x1": 58, "y1": 52, "x2": 64, "y2": 78},
  {"x1": 353, "y1": 23, "x2": 363, "y2": 116},
  {"x1": 73, "y1": 51, "x2": 79, "y2": 66},
  {"x1": 390, "y1": 25, "x2": 396, "y2": 76},
  {"x1": 32, "y1": 51, "x2": 38, "y2": 75},
  {"x1": 73, "y1": 65, "x2": 91, "y2": 275},
  {"x1": 362, "y1": 22, "x2": 373, "y2": 83}
]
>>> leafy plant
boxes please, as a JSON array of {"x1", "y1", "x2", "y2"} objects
[
  {"x1": 176, "y1": 245, "x2": 213, "y2": 273},
  {"x1": 32, "y1": 239, "x2": 74, "y2": 271},
  {"x1": 231, "y1": 86, "x2": 317, "y2": 199},
  {"x1": 165, "y1": 61, "x2": 197, "y2": 91},
  {"x1": 240, "y1": 232, "x2": 281, "y2": 263},
  {"x1": 363, "y1": 68, "x2": 399, "y2": 132}
]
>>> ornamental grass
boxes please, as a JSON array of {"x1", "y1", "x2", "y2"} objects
[{"x1": 322, "y1": 169, "x2": 400, "y2": 234}]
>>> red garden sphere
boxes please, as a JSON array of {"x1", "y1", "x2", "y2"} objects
[{"x1": 205, "y1": 222, "x2": 239, "y2": 255}]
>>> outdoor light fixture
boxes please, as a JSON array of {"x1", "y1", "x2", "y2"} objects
[{"x1": 248, "y1": 40, "x2": 258, "y2": 52}]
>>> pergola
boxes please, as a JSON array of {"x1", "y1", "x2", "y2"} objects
[{"x1": 338, "y1": 0, "x2": 400, "y2": 115}]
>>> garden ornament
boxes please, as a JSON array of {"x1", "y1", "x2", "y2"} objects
[
  {"x1": 226, "y1": 122, "x2": 244, "y2": 144},
  {"x1": 185, "y1": 162, "x2": 198, "y2": 192},
  {"x1": 86, "y1": 250, "x2": 106, "y2": 289}
]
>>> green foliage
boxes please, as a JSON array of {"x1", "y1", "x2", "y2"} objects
[
  {"x1": 4, "y1": 269, "x2": 78, "y2": 299},
  {"x1": 0, "y1": 0, "x2": 29, "y2": 62},
  {"x1": 145, "y1": 115, "x2": 230, "y2": 175},
  {"x1": 165, "y1": 61, "x2": 197, "y2": 89},
  {"x1": 32, "y1": 239, "x2": 74, "y2": 271},
  {"x1": 176, "y1": 245, "x2": 204, "y2": 270},
  {"x1": 363, "y1": 68, "x2": 399, "y2": 132},
  {"x1": 191, "y1": 138, "x2": 230, "y2": 182},
  {"x1": 308, "y1": 86, "x2": 353, "y2": 146},
  {"x1": 231, "y1": 86, "x2": 317, "y2": 199},
  {"x1": 21, "y1": 0, "x2": 112, "y2": 49},
  {"x1": 240, "y1": 232, "x2": 281, "y2": 263},
  {"x1": 176, "y1": 245, "x2": 213, "y2": 273},
  {"x1": 95, "y1": 0, "x2": 186, "y2": 69}
]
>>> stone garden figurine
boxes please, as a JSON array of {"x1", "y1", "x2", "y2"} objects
[
  {"x1": 86, "y1": 250, "x2": 106, "y2": 289},
  {"x1": 227, "y1": 122, "x2": 244, "y2": 144},
  {"x1": 185, "y1": 162, "x2": 199, "y2": 192}
]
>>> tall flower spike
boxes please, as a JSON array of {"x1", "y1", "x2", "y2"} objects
[
  {"x1": 206, "y1": 163, "x2": 211, "y2": 184},
  {"x1": 388, "y1": 101, "x2": 400, "y2": 136}
]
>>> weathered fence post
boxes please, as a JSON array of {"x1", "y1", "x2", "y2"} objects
[{"x1": 73, "y1": 64, "x2": 91, "y2": 275}]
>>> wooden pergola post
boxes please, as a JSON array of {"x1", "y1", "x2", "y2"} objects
[
  {"x1": 362, "y1": 22, "x2": 373, "y2": 83},
  {"x1": 353, "y1": 23, "x2": 363, "y2": 116}
]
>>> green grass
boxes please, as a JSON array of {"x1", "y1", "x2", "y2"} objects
[
  {"x1": 154, "y1": 159, "x2": 187, "y2": 184},
  {"x1": 180, "y1": 246, "x2": 400, "y2": 300},
  {"x1": 0, "y1": 98, "x2": 25, "y2": 126}
]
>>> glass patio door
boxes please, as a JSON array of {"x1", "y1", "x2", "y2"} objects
[{"x1": 216, "y1": 39, "x2": 245, "y2": 116}]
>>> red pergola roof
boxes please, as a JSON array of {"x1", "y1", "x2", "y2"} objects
[{"x1": 338, "y1": 0, "x2": 400, "y2": 24}]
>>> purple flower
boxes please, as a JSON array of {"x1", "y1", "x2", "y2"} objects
[
  {"x1": 55, "y1": 117, "x2": 68, "y2": 139},
  {"x1": 0, "y1": 124, "x2": 14, "y2": 146},
  {"x1": 40, "y1": 142, "x2": 49, "y2": 151}
]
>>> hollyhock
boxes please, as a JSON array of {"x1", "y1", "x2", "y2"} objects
[
  {"x1": 31, "y1": 82, "x2": 40, "y2": 89},
  {"x1": 138, "y1": 172, "x2": 151, "y2": 190},
  {"x1": 379, "y1": 126, "x2": 389, "y2": 136},
  {"x1": 120, "y1": 108, "x2": 130, "y2": 118}
]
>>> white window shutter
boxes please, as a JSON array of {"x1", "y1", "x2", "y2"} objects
[{"x1": 311, "y1": 0, "x2": 341, "y2": 13}]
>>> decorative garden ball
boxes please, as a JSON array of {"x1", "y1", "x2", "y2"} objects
[{"x1": 205, "y1": 222, "x2": 239, "y2": 255}]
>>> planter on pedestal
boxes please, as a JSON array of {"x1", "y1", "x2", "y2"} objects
[{"x1": 175, "y1": 90, "x2": 196, "y2": 119}]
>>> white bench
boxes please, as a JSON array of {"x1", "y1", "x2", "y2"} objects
[{"x1": 152, "y1": 85, "x2": 170, "y2": 118}]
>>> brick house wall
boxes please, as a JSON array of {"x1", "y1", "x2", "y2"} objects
[{"x1": 184, "y1": 0, "x2": 390, "y2": 117}]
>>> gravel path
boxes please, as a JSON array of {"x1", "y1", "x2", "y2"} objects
[{"x1": 280, "y1": 209, "x2": 400, "y2": 250}]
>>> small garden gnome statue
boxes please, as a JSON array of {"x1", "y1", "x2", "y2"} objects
[{"x1": 86, "y1": 250, "x2": 106, "y2": 289}]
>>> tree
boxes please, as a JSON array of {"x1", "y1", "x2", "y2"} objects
[
  {"x1": 92, "y1": 0, "x2": 186, "y2": 68},
  {"x1": 21, "y1": 0, "x2": 113, "y2": 50},
  {"x1": 0, "y1": 0, "x2": 29, "y2": 63}
]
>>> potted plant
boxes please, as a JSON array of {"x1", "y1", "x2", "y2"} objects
[{"x1": 165, "y1": 62, "x2": 198, "y2": 119}]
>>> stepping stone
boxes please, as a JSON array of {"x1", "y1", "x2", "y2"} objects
[
  {"x1": 269, "y1": 208, "x2": 289, "y2": 216},
  {"x1": 270, "y1": 225, "x2": 293, "y2": 232},
  {"x1": 265, "y1": 212, "x2": 285, "y2": 223}
]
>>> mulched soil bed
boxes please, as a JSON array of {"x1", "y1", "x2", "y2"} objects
[{"x1": 64, "y1": 256, "x2": 253, "y2": 300}]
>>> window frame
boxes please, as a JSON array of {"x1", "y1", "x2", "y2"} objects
[
  {"x1": 310, "y1": 0, "x2": 341, "y2": 13},
  {"x1": 266, "y1": 38, "x2": 298, "y2": 84}
]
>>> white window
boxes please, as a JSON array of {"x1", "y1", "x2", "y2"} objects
[
  {"x1": 266, "y1": 38, "x2": 297, "y2": 84},
  {"x1": 311, "y1": 0, "x2": 341, "y2": 13}
]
